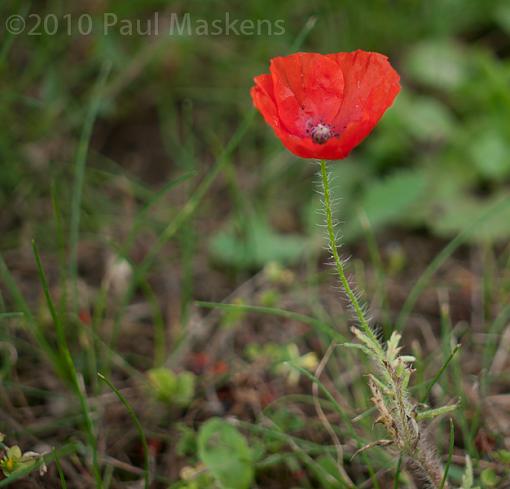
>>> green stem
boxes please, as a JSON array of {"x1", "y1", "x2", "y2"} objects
[{"x1": 319, "y1": 160, "x2": 380, "y2": 348}]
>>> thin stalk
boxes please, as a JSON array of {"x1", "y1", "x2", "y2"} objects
[
  {"x1": 319, "y1": 160, "x2": 381, "y2": 351},
  {"x1": 32, "y1": 241, "x2": 103, "y2": 488},
  {"x1": 319, "y1": 160, "x2": 449, "y2": 489}
]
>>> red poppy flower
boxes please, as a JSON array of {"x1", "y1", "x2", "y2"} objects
[{"x1": 251, "y1": 50, "x2": 400, "y2": 160}]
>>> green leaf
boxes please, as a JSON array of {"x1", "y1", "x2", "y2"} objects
[
  {"x1": 148, "y1": 367, "x2": 176, "y2": 403},
  {"x1": 431, "y1": 193, "x2": 510, "y2": 243},
  {"x1": 480, "y1": 468, "x2": 499, "y2": 487},
  {"x1": 344, "y1": 170, "x2": 427, "y2": 240},
  {"x1": 198, "y1": 418, "x2": 254, "y2": 489},
  {"x1": 342, "y1": 342, "x2": 372, "y2": 356},
  {"x1": 469, "y1": 130, "x2": 510, "y2": 181},
  {"x1": 176, "y1": 424, "x2": 197, "y2": 457},
  {"x1": 368, "y1": 374, "x2": 392, "y2": 396},
  {"x1": 416, "y1": 404, "x2": 457, "y2": 421},
  {"x1": 494, "y1": 3, "x2": 510, "y2": 34},
  {"x1": 386, "y1": 331, "x2": 402, "y2": 363},
  {"x1": 400, "y1": 95, "x2": 455, "y2": 142},
  {"x1": 209, "y1": 214, "x2": 307, "y2": 269},
  {"x1": 174, "y1": 372, "x2": 196, "y2": 406},
  {"x1": 0, "y1": 446, "x2": 40, "y2": 477},
  {"x1": 7, "y1": 446, "x2": 22, "y2": 460},
  {"x1": 405, "y1": 39, "x2": 469, "y2": 91},
  {"x1": 494, "y1": 449, "x2": 510, "y2": 465},
  {"x1": 351, "y1": 327, "x2": 383, "y2": 357}
]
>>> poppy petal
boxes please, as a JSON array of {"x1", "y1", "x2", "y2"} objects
[
  {"x1": 252, "y1": 75, "x2": 308, "y2": 155},
  {"x1": 270, "y1": 53, "x2": 344, "y2": 136},
  {"x1": 276, "y1": 131, "x2": 349, "y2": 160},
  {"x1": 251, "y1": 74, "x2": 281, "y2": 131},
  {"x1": 328, "y1": 50, "x2": 400, "y2": 142}
]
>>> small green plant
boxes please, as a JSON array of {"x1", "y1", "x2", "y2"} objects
[
  {"x1": 348, "y1": 328, "x2": 457, "y2": 485},
  {"x1": 320, "y1": 160, "x2": 457, "y2": 488},
  {"x1": 0, "y1": 433, "x2": 47, "y2": 478},
  {"x1": 147, "y1": 367, "x2": 196, "y2": 407}
]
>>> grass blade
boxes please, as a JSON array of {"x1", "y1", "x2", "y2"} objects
[
  {"x1": 98, "y1": 373, "x2": 150, "y2": 489},
  {"x1": 0, "y1": 312, "x2": 23, "y2": 319},
  {"x1": 106, "y1": 110, "x2": 255, "y2": 355},
  {"x1": 421, "y1": 344, "x2": 461, "y2": 403},
  {"x1": 396, "y1": 197, "x2": 510, "y2": 331},
  {"x1": 32, "y1": 240, "x2": 103, "y2": 488},
  {"x1": 196, "y1": 301, "x2": 346, "y2": 343},
  {"x1": 0, "y1": 254, "x2": 63, "y2": 375},
  {"x1": 439, "y1": 419, "x2": 455, "y2": 489}
]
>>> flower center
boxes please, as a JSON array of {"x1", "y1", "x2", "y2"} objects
[{"x1": 309, "y1": 123, "x2": 334, "y2": 145}]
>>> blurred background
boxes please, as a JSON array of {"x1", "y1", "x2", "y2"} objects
[{"x1": 1, "y1": 1, "x2": 510, "y2": 488}]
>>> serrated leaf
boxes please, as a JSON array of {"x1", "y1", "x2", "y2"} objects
[
  {"x1": 386, "y1": 331, "x2": 402, "y2": 363},
  {"x1": 401, "y1": 367, "x2": 411, "y2": 391},
  {"x1": 351, "y1": 327, "x2": 382, "y2": 357}
]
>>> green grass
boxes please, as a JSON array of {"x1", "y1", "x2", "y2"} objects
[
  {"x1": 98, "y1": 372, "x2": 150, "y2": 489},
  {"x1": 1, "y1": 1, "x2": 510, "y2": 488}
]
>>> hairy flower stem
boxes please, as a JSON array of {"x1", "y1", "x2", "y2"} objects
[
  {"x1": 319, "y1": 159, "x2": 448, "y2": 489},
  {"x1": 413, "y1": 451, "x2": 446, "y2": 489},
  {"x1": 319, "y1": 160, "x2": 380, "y2": 349}
]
